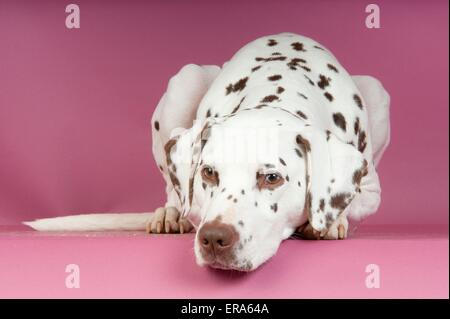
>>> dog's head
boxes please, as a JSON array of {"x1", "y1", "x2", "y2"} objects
[{"x1": 165, "y1": 107, "x2": 366, "y2": 271}]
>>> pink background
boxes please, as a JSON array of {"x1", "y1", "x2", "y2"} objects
[
  {"x1": 0, "y1": 0, "x2": 448, "y2": 300},
  {"x1": 0, "y1": 0, "x2": 448, "y2": 226}
]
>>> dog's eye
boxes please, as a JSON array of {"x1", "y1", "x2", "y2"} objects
[
  {"x1": 265, "y1": 173, "x2": 281, "y2": 184},
  {"x1": 257, "y1": 172, "x2": 284, "y2": 190},
  {"x1": 201, "y1": 166, "x2": 219, "y2": 185}
]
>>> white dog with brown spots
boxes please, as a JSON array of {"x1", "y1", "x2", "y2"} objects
[{"x1": 25, "y1": 33, "x2": 390, "y2": 271}]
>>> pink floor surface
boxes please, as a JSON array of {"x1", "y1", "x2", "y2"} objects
[{"x1": 0, "y1": 224, "x2": 448, "y2": 299}]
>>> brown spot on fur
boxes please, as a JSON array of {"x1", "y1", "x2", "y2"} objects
[
  {"x1": 354, "y1": 94, "x2": 364, "y2": 109},
  {"x1": 319, "y1": 199, "x2": 325, "y2": 212},
  {"x1": 277, "y1": 86, "x2": 285, "y2": 94},
  {"x1": 358, "y1": 131, "x2": 367, "y2": 153},
  {"x1": 267, "y1": 39, "x2": 278, "y2": 46},
  {"x1": 255, "y1": 56, "x2": 287, "y2": 62},
  {"x1": 272, "y1": 52, "x2": 282, "y2": 56},
  {"x1": 231, "y1": 97, "x2": 245, "y2": 114},
  {"x1": 353, "y1": 159, "x2": 369, "y2": 186},
  {"x1": 301, "y1": 66, "x2": 311, "y2": 72},
  {"x1": 324, "y1": 92, "x2": 334, "y2": 102},
  {"x1": 154, "y1": 121, "x2": 160, "y2": 131},
  {"x1": 206, "y1": 109, "x2": 211, "y2": 117},
  {"x1": 225, "y1": 77, "x2": 248, "y2": 95},
  {"x1": 314, "y1": 45, "x2": 325, "y2": 50},
  {"x1": 326, "y1": 130, "x2": 331, "y2": 141},
  {"x1": 261, "y1": 95, "x2": 279, "y2": 103},
  {"x1": 327, "y1": 64, "x2": 338, "y2": 72},
  {"x1": 251, "y1": 65, "x2": 261, "y2": 72},
  {"x1": 296, "y1": 110, "x2": 308, "y2": 120},
  {"x1": 297, "y1": 92, "x2": 308, "y2": 99},
  {"x1": 213, "y1": 171, "x2": 220, "y2": 186},
  {"x1": 354, "y1": 117, "x2": 360, "y2": 135},
  {"x1": 164, "y1": 138, "x2": 178, "y2": 166},
  {"x1": 296, "y1": 134, "x2": 311, "y2": 152},
  {"x1": 291, "y1": 42, "x2": 306, "y2": 51},
  {"x1": 169, "y1": 172, "x2": 180, "y2": 188},
  {"x1": 304, "y1": 75, "x2": 315, "y2": 86},
  {"x1": 268, "y1": 74, "x2": 282, "y2": 81},
  {"x1": 279, "y1": 157, "x2": 286, "y2": 166},
  {"x1": 333, "y1": 112, "x2": 347, "y2": 132},
  {"x1": 295, "y1": 148, "x2": 303, "y2": 158},
  {"x1": 270, "y1": 203, "x2": 278, "y2": 213},
  {"x1": 330, "y1": 193, "x2": 352, "y2": 211},
  {"x1": 188, "y1": 177, "x2": 195, "y2": 204},
  {"x1": 317, "y1": 74, "x2": 331, "y2": 89},
  {"x1": 287, "y1": 58, "x2": 307, "y2": 70}
]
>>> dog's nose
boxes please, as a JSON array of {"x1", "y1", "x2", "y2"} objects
[{"x1": 198, "y1": 222, "x2": 238, "y2": 259}]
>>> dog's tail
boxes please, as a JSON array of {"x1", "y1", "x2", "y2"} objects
[{"x1": 23, "y1": 212, "x2": 151, "y2": 232}]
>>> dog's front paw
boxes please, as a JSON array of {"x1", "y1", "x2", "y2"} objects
[
  {"x1": 146, "y1": 207, "x2": 193, "y2": 234},
  {"x1": 323, "y1": 215, "x2": 348, "y2": 240}
]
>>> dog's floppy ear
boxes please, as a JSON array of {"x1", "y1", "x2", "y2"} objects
[
  {"x1": 296, "y1": 126, "x2": 368, "y2": 235},
  {"x1": 164, "y1": 119, "x2": 213, "y2": 216}
]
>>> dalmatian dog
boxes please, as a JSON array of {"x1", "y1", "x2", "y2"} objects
[{"x1": 25, "y1": 33, "x2": 390, "y2": 272}]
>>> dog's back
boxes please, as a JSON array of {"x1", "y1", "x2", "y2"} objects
[{"x1": 197, "y1": 33, "x2": 371, "y2": 157}]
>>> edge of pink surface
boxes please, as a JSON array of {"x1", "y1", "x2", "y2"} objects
[{"x1": 0, "y1": 225, "x2": 448, "y2": 299}]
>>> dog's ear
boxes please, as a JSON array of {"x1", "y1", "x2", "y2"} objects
[
  {"x1": 164, "y1": 119, "x2": 213, "y2": 217},
  {"x1": 296, "y1": 126, "x2": 368, "y2": 235}
]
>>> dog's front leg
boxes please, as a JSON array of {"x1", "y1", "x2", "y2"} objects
[{"x1": 147, "y1": 64, "x2": 220, "y2": 235}]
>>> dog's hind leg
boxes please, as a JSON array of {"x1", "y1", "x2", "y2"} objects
[
  {"x1": 149, "y1": 64, "x2": 221, "y2": 233},
  {"x1": 343, "y1": 76, "x2": 390, "y2": 222},
  {"x1": 352, "y1": 75, "x2": 391, "y2": 167}
]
